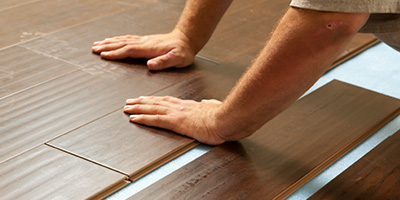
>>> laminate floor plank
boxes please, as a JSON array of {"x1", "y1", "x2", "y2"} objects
[
  {"x1": 310, "y1": 130, "x2": 400, "y2": 200},
  {"x1": 0, "y1": 55, "x2": 211, "y2": 164},
  {"x1": 0, "y1": 46, "x2": 78, "y2": 99},
  {"x1": 131, "y1": 80, "x2": 400, "y2": 200},
  {"x1": 0, "y1": 145, "x2": 129, "y2": 200},
  {"x1": 47, "y1": 59, "x2": 237, "y2": 182},
  {"x1": 0, "y1": 0, "x2": 150, "y2": 49},
  {"x1": 20, "y1": 0, "x2": 183, "y2": 67}
]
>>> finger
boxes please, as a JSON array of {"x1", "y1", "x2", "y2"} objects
[
  {"x1": 124, "y1": 104, "x2": 169, "y2": 115},
  {"x1": 93, "y1": 38, "x2": 121, "y2": 46},
  {"x1": 92, "y1": 42, "x2": 126, "y2": 53},
  {"x1": 147, "y1": 50, "x2": 183, "y2": 70},
  {"x1": 129, "y1": 114, "x2": 178, "y2": 132},
  {"x1": 100, "y1": 45, "x2": 136, "y2": 60}
]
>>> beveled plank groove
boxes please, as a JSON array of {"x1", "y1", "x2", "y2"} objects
[
  {"x1": 310, "y1": 129, "x2": 400, "y2": 200},
  {"x1": 0, "y1": 0, "x2": 149, "y2": 49},
  {"x1": 131, "y1": 80, "x2": 400, "y2": 200},
  {"x1": 0, "y1": 55, "x2": 211, "y2": 164},
  {"x1": 0, "y1": 145, "x2": 129, "y2": 200}
]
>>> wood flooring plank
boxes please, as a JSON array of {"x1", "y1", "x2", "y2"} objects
[
  {"x1": 47, "y1": 58, "x2": 237, "y2": 181},
  {"x1": 0, "y1": 0, "x2": 148, "y2": 49},
  {"x1": 0, "y1": 145, "x2": 129, "y2": 200},
  {"x1": 0, "y1": 46, "x2": 78, "y2": 99},
  {"x1": 0, "y1": 55, "x2": 211, "y2": 164},
  {"x1": 131, "y1": 80, "x2": 400, "y2": 200},
  {"x1": 310, "y1": 130, "x2": 400, "y2": 200}
]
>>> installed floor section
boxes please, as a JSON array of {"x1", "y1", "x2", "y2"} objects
[{"x1": 0, "y1": 0, "x2": 383, "y2": 198}]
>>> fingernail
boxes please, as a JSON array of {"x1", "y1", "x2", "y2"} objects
[
  {"x1": 124, "y1": 105, "x2": 132, "y2": 110},
  {"x1": 93, "y1": 41, "x2": 100, "y2": 44},
  {"x1": 130, "y1": 115, "x2": 138, "y2": 120},
  {"x1": 92, "y1": 46, "x2": 99, "y2": 51},
  {"x1": 148, "y1": 60, "x2": 158, "y2": 68},
  {"x1": 101, "y1": 52, "x2": 109, "y2": 56}
]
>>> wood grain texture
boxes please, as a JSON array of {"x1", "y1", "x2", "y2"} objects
[
  {"x1": 46, "y1": 59, "x2": 238, "y2": 181},
  {"x1": 0, "y1": 46, "x2": 78, "y2": 99},
  {"x1": 0, "y1": 145, "x2": 129, "y2": 200},
  {"x1": 310, "y1": 130, "x2": 400, "y2": 200},
  {"x1": 0, "y1": 54, "x2": 211, "y2": 164},
  {"x1": 0, "y1": 0, "x2": 146, "y2": 49},
  {"x1": 131, "y1": 80, "x2": 400, "y2": 200},
  {"x1": 47, "y1": 110, "x2": 197, "y2": 180}
]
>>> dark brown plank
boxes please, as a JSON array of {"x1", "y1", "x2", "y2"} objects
[
  {"x1": 0, "y1": 0, "x2": 147, "y2": 49},
  {"x1": 0, "y1": 145, "x2": 129, "y2": 200},
  {"x1": 47, "y1": 58, "x2": 236, "y2": 181},
  {"x1": 131, "y1": 80, "x2": 400, "y2": 200},
  {"x1": 20, "y1": 0, "x2": 183, "y2": 67},
  {"x1": 310, "y1": 130, "x2": 400, "y2": 200},
  {"x1": 0, "y1": 54, "x2": 212, "y2": 164},
  {"x1": 0, "y1": 46, "x2": 78, "y2": 99}
]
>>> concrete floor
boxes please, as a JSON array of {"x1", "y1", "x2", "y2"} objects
[{"x1": 106, "y1": 42, "x2": 400, "y2": 199}]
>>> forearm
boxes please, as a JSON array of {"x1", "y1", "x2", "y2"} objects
[
  {"x1": 216, "y1": 8, "x2": 370, "y2": 140},
  {"x1": 174, "y1": 0, "x2": 233, "y2": 53}
]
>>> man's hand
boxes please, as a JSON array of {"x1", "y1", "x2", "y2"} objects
[
  {"x1": 92, "y1": 31, "x2": 196, "y2": 70},
  {"x1": 124, "y1": 96, "x2": 226, "y2": 145}
]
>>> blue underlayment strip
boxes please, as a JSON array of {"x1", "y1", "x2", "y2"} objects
[{"x1": 106, "y1": 42, "x2": 400, "y2": 200}]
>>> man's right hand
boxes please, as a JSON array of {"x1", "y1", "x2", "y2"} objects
[{"x1": 92, "y1": 30, "x2": 196, "y2": 70}]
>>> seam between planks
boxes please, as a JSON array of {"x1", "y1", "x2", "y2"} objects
[{"x1": 45, "y1": 143, "x2": 131, "y2": 177}]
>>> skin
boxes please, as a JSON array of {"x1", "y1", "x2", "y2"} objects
[{"x1": 92, "y1": 1, "x2": 370, "y2": 145}]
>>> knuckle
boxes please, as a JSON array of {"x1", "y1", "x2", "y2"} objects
[{"x1": 161, "y1": 96, "x2": 170, "y2": 101}]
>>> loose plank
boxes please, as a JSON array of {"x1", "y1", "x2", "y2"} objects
[
  {"x1": 0, "y1": 145, "x2": 129, "y2": 200},
  {"x1": 310, "y1": 130, "x2": 400, "y2": 200},
  {"x1": 47, "y1": 59, "x2": 239, "y2": 181},
  {"x1": 131, "y1": 80, "x2": 400, "y2": 200},
  {"x1": 0, "y1": 0, "x2": 145, "y2": 48},
  {"x1": 0, "y1": 54, "x2": 211, "y2": 164}
]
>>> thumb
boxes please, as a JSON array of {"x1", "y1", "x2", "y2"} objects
[{"x1": 147, "y1": 50, "x2": 182, "y2": 70}]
